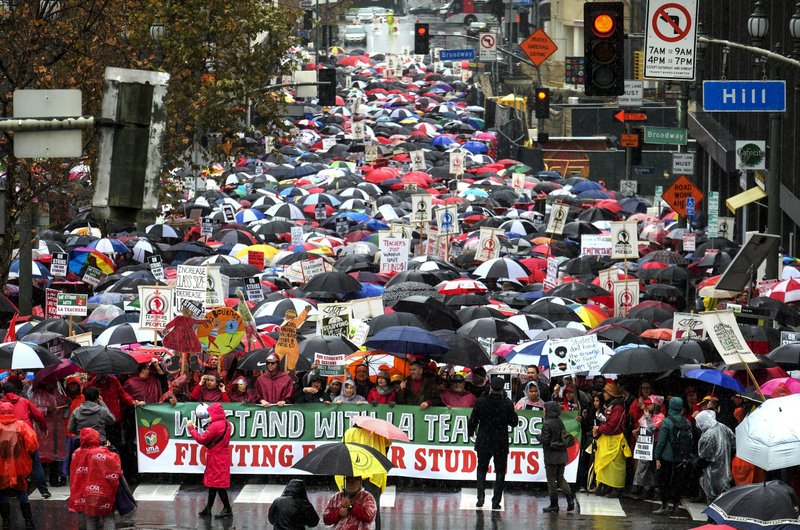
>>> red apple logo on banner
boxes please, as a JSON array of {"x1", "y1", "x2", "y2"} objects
[{"x1": 138, "y1": 417, "x2": 169, "y2": 459}]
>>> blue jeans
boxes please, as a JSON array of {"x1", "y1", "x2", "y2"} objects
[
  {"x1": 0, "y1": 488, "x2": 29, "y2": 504},
  {"x1": 31, "y1": 450, "x2": 48, "y2": 494}
]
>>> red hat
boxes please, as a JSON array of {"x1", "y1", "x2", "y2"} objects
[{"x1": 643, "y1": 397, "x2": 653, "y2": 405}]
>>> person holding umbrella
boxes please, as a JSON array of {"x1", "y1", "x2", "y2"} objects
[
  {"x1": 468, "y1": 376, "x2": 519, "y2": 510},
  {"x1": 186, "y1": 402, "x2": 233, "y2": 519},
  {"x1": 322, "y1": 476, "x2": 376, "y2": 530}
]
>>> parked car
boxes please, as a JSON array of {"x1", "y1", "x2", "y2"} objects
[{"x1": 344, "y1": 24, "x2": 368, "y2": 45}]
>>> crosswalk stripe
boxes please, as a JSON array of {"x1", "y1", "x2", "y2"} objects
[
  {"x1": 576, "y1": 492, "x2": 626, "y2": 517},
  {"x1": 29, "y1": 485, "x2": 69, "y2": 501},
  {"x1": 381, "y1": 485, "x2": 396, "y2": 508},
  {"x1": 681, "y1": 500, "x2": 708, "y2": 521},
  {"x1": 233, "y1": 484, "x2": 284, "y2": 504},
  {"x1": 132, "y1": 483, "x2": 180, "y2": 502},
  {"x1": 458, "y1": 488, "x2": 505, "y2": 511}
]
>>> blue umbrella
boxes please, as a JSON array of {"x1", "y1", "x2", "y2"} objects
[
  {"x1": 9, "y1": 260, "x2": 51, "y2": 279},
  {"x1": 462, "y1": 141, "x2": 488, "y2": 154},
  {"x1": 336, "y1": 211, "x2": 370, "y2": 223},
  {"x1": 570, "y1": 180, "x2": 603, "y2": 193},
  {"x1": 576, "y1": 189, "x2": 612, "y2": 200},
  {"x1": 365, "y1": 326, "x2": 449, "y2": 356},
  {"x1": 685, "y1": 368, "x2": 744, "y2": 392},
  {"x1": 347, "y1": 282, "x2": 385, "y2": 299},
  {"x1": 431, "y1": 135, "x2": 455, "y2": 147}
]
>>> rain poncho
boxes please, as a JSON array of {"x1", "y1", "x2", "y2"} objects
[
  {"x1": 696, "y1": 410, "x2": 735, "y2": 501},
  {"x1": 68, "y1": 427, "x2": 121, "y2": 516},
  {"x1": 594, "y1": 398, "x2": 631, "y2": 489}
]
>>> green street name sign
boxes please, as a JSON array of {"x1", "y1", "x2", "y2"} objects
[{"x1": 644, "y1": 127, "x2": 687, "y2": 145}]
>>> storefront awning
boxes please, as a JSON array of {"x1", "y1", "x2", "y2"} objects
[{"x1": 726, "y1": 186, "x2": 767, "y2": 212}]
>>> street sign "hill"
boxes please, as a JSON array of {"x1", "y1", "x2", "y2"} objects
[{"x1": 703, "y1": 80, "x2": 786, "y2": 112}]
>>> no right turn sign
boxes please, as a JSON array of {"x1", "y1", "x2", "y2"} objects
[{"x1": 478, "y1": 33, "x2": 497, "y2": 61}]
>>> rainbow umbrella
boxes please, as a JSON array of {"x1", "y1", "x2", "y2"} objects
[
  {"x1": 68, "y1": 247, "x2": 116, "y2": 275},
  {"x1": 570, "y1": 304, "x2": 609, "y2": 328}
]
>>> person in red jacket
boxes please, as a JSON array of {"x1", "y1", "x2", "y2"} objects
[
  {"x1": 366, "y1": 371, "x2": 396, "y2": 405},
  {"x1": 87, "y1": 374, "x2": 144, "y2": 460},
  {"x1": 190, "y1": 374, "x2": 230, "y2": 402},
  {"x1": 439, "y1": 374, "x2": 477, "y2": 408},
  {"x1": 322, "y1": 476, "x2": 376, "y2": 530},
  {"x1": 187, "y1": 403, "x2": 232, "y2": 519},
  {"x1": 68, "y1": 427, "x2": 121, "y2": 530},
  {"x1": 1, "y1": 382, "x2": 50, "y2": 499},
  {"x1": 592, "y1": 382, "x2": 630, "y2": 498},
  {"x1": 255, "y1": 353, "x2": 295, "y2": 407},
  {"x1": 0, "y1": 401, "x2": 38, "y2": 530}
]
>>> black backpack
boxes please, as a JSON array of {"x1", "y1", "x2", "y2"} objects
[{"x1": 668, "y1": 417, "x2": 694, "y2": 462}]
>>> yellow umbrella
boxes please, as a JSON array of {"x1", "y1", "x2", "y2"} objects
[
  {"x1": 292, "y1": 442, "x2": 393, "y2": 477},
  {"x1": 234, "y1": 244, "x2": 280, "y2": 261}
]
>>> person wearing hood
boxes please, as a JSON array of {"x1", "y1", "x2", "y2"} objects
[
  {"x1": 653, "y1": 396, "x2": 695, "y2": 515},
  {"x1": 256, "y1": 353, "x2": 295, "y2": 407},
  {"x1": 468, "y1": 376, "x2": 519, "y2": 510},
  {"x1": 122, "y1": 361, "x2": 167, "y2": 404},
  {"x1": 0, "y1": 401, "x2": 38, "y2": 529},
  {"x1": 189, "y1": 373, "x2": 230, "y2": 403},
  {"x1": 187, "y1": 402, "x2": 233, "y2": 519},
  {"x1": 695, "y1": 409, "x2": 734, "y2": 503},
  {"x1": 516, "y1": 381, "x2": 545, "y2": 411},
  {"x1": 68, "y1": 427, "x2": 121, "y2": 530},
  {"x1": 333, "y1": 380, "x2": 366, "y2": 404},
  {"x1": 228, "y1": 376, "x2": 254, "y2": 403},
  {"x1": 326, "y1": 379, "x2": 343, "y2": 400},
  {"x1": 68, "y1": 386, "x2": 117, "y2": 444},
  {"x1": 30, "y1": 379, "x2": 70, "y2": 488},
  {"x1": 440, "y1": 374, "x2": 476, "y2": 408},
  {"x1": 630, "y1": 395, "x2": 664, "y2": 500},
  {"x1": 366, "y1": 371, "x2": 396, "y2": 405},
  {"x1": 268, "y1": 479, "x2": 320, "y2": 530},
  {"x1": 1, "y1": 382, "x2": 50, "y2": 500},
  {"x1": 297, "y1": 373, "x2": 332, "y2": 404},
  {"x1": 591, "y1": 382, "x2": 631, "y2": 498},
  {"x1": 537, "y1": 401, "x2": 575, "y2": 513}
]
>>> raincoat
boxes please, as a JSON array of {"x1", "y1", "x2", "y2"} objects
[
  {"x1": 0, "y1": 401, "x2": 38, "y2": 491},
  {"x1": 322, "y1": 488, "x2": 376, "y2": 530},
  {"x1": 255, "y1": 369, "x2": 295, "y2": 404},
  {"x1": 1, "y1": 391, "x2": 46, "y2": 430},
  {"x1": 335, "y1": 426, "x2": 391, "y2": 493},
  {"x1": 30, "y1": 385, "x2": 68, "y2": 463},
  {"x1": 68, "y1": 427, "x2": 121, "y2": 517},
  {"x1": 594, "y1": 398, "x2": 631, "y2": 489},
  {"x1": 696, "y1": 410, "x2": 735, "y2": 500},
  {"x1": 188, "y1": 402, "x2": 232, "y2": 488},
  {"x1": 268, "y1": 479, "x2": 320, "y2": 530},
  {"x1": 539, "y1": 401, "x2": 568, "y2": 466},
  {"x1": 632, "y1": 409, "x2": 663, "y2": 489}
]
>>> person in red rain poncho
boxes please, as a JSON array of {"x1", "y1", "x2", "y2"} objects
[
  {"x1": 68, "y1": 427, "x2": 121, "y2": 530},
  {"x1": 189, "y1": 374, "x2": 230, "y2": 403},
  {"x1": 322, "y1": 476, "x2": 376, "y2": 530},
  {"x1": 255, "y1": 353, "x2": 295, "y2": 407},
  {"x1": 0, "y1": 401, "x2": 38, "y2": 530},
  {"x1": 187, "y1": 403, "x2": 233, "y2": 519}
]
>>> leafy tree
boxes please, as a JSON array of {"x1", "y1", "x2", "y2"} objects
[{"x1": 0, "y1": 0, "x2": 299, "y2": 307}]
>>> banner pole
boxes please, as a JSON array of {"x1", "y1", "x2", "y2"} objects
[
  {"x1": 68, "y1": 316, "x2": 73, "y2": 337},
  {"x1": 736, "y1": 351, "x2": 766, "y2": 401}
]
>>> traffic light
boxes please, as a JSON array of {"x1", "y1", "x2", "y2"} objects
[
  {"x1": 318, "y1": 68, "x2": 336, "y2": 106},
  {"x1": 414, "y1": 23, "x2": 430, "y2": 55},
  {"x1": 533, "y1": 87, "x2": 550, "y2": 119},
  {"x1": 584, "y1": 2, "x2": 625, "y2": 96}
]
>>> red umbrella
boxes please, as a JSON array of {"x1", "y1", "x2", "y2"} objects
[
  {"x1": 33, "y1": 359, "x2": 82, "y2": 384},
  {"x1": 338, "y1": 55, "x2": 371, "y2": 67}
]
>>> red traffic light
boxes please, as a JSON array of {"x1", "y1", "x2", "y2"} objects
[
  {"x1": 592, "y1": 13, "x2": 615, "y2": 37},
  {"x1": 417, "y1": 26, "x2": 427, "y2": 35},
  {"x1": 536, "y1": 90, "x2": 548, "y2": 100}
]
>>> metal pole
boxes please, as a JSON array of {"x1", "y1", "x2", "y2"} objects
[
  {"x1": 766, "y1": 111, "x2": 781, "y2": 278},
  {"x1": 676, "y1": 82, "x2": 689, "y2": 154},
  {"x1": 624, "y1": 122, "x2": 632, "y2": 180},
  {"x1": 18, "y1": 175, "x2": 32, "y2": 316}
]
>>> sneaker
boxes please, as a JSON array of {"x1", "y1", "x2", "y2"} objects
[
  {"x1": 476, "y1": 499, "x2": 484, "y2": 508},
  {"x1": 41, "y1": 491, "x2": 52, "y2": 499},
  {"x1": 491, "y1": 503, "x2": 501, "y2": 510}
]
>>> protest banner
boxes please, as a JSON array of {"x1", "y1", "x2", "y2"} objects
[
  {"x1": 544, "y1": 257, "x2": 559, "y2": 290},
  {"x1": 313, "y1": 353, "x2": 346, "y2": 377},
  {"x1": 290, "y1": 226, "x2": 304, "y2": 247},
  {"x1": 380, "y1": 238, "x2": 410, "y2": 273},
  {"x1": 247, "y1": 251, "x2": 265, "y2": 269},
  {"x1": 610, "y1": 221, "x2": 639, "y2": 259},
  {"x1": 547, "y1": 335, "x2": 604, "y2": 376},
  {"x1": 701, "y1": 311, "x2": 760, "y2": 365},
  {"x1": 45, "y1": 288, "x2": 59, "y2": 318},
  {"x1": 82, "y1": 265, "x2": 106, "y2": 287},
  {"x1": 50, "y1": 252, "x2": 68, "y2": 277},
  {"x1": 200, "y1": 218, "x2": 214, "y2": 237},
  {"x1": 136, "y1": 403, "x2": 581, "y2": 483},
  {"x1": 147, "y1": 256, "x2": 167, "y2": 282},
  {"x1": 317, "y1": 302, "x2": 351, "y2": 338},
  {"x1": 672, "y1": 312, "x2": 706, "y2": 340},
  {"x1": 138, "y1": 286, "x2": 174, "y2": 331},
  {"x1": 613, "y1": 279, "x2": 639, "y2": 317}
]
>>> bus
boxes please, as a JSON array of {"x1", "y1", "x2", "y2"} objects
[
  {"x1": 348, "y1": 0, "x2": 406, "y2": 17},
  {"x1": 440, "y1": 0, "x2": 498, "y2": 25}
]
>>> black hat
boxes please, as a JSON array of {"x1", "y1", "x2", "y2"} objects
[
  {"x1": 451, "y1": 374, "x2": 466, "y2": 383},
  {"x1": 490, "y1": 377, "x2": 505, "y2": 391}
]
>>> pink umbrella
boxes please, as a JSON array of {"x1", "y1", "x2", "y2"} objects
[
  {"x1": 33, "y1": 359, "x2": 82, "y2": 384},
  {"x1": 760, "y1": 377, "x2": 800, "y2": 396},
  {"x1": 351, "y1": 415, "x2": 410, "y2": 442}
]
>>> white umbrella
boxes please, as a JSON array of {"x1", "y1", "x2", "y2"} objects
[{"x1": 736, "y1": 394, "x2": 800, "y2": 471}]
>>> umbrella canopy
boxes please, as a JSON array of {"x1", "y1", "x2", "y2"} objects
[
  {"x1": 351, "y1": 415, "x2": 410, "y2": 442},
  {"x1": 292, "y1": 442, "x2": 393, "y2": 476},
  {"x1": 684, "y1": 368, "x2": 744, "y2": 392},
  {"x1": 70, "y1": 345, "x2": 140, "y2": 374},
  {"x1": 431, "y1": 330, "x2": 491, "y2": 367},
  {"x1": 95, "y1": 323, "x2": 157, "y2": 346},
  {"x1": 365, "y1": 326, "x2": 449, "y2": 356},
  {"x1": 599, "y1": 346, "x2": 680, "y2": 374},
  {"x1": 0, "y1": 341, "x2": 60, "y2": 370},
  {"x1": 736, "y1": 394, "x2": 800, "y2": 471},
  {"x1": 300, "y1": 271, "x2": 362, "y2": 294},
  {"x1": 704, "y1": 481, "x2": 800, "y2": 530},
  {"x1": 456, "y1": 318, "x2": 527, "y2": 342},
  {"x1": 236, "y1": 348, "x2": 274, "y2": 371}
]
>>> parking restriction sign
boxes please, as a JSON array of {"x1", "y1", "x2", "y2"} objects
[
  {"x1": 478, "y1": 33, "x2": 497, "y2": 61},
  {"x1": 644, "y1": 0, "x2": 698, "y2": 80}
]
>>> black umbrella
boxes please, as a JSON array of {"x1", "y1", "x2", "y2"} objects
[
  {"x1": 368, "y1": 312, "x2": 426, "y2": 335},
  {"x1": 658, "y1": 338, "x2": 718, "y2": 364},
  {"x1": 389, "y1": 296, "x2": 460, "y2": 331},
  {"x1": 604, "y1": 317, "x2": 654, "y2": 334},
  {"x1": 237, "y1": 348, "x2": 274, "y2": 371},
  {"x1": 0, "y1": 342, "x2": 60, "y2": 370},
  {"x1": 767, "y1": 342, "x2": 800, "y2": 367},
  {"x1": 432, "y1": 330, "x2": 491, "y2": 367},
  {"x1": 750, "y1": 296, "x2": 800, "y2": 327},
  {"x1": 547, "y1": 281, "x2": 609, "y2": 300},
  {"x1": 443, "y1": 293, "x2": 491, "y2": 307},
  {"x1": 70, "y1": 346, "x2": 140, "y2": 374},
  {"x1": 704, "y1": 480, "x2": 800, "y2": 529},
  {"x1": 590, "y1": 325, "x2": 645, "y2": 346},
  {"x1": 626, "y1": 301, "x2": 675, "y2": 325},
  {"x1": 27, "y1": 318, "x2": 87, "y2": 337},
  {"x1": 456, "y1": 318, "x2": 527, "y2": 342},
  {"x1": 456, "y1": 306, "x2": 504, "y2": 322},
  {"x1": 522, "y1": 301, "x2": 581, "y2": 323},
  {"x1": 298, "y1": 336, "x2": 358, "y2": 358},
  {"x1": 384, "y1": 269, "x2": 445, "y2": 287},
  {"x1": 560, "y1": 255, "x2": 611, "y2": 276},
  {"x1": 300, "y1": 271, "x2": 362, "y2": 294},
  {"x1": 599, "y1": 346, "x2": 680, "y2": 374},
  {"x1": 292, "y1": 442, "x2": 393, "y2": 476}
]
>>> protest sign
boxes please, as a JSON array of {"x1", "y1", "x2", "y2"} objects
[
  {"x1": 147, "y1": 256, "x2": 167, "y2": 282},
  {"x1": 476, "y1": 227, "x2": 502, "y2": 262},
  {"x1": 244, "y1": 277, "x2": 264, "y2": 303},
  {"x1": 598, "y1": 268, "x2": 617, "y2": 294},
  {"x1": 580, "y1": 235, "x2": 612, "y2": 256},
  {"x1": 200, "y1": 218, "x2": 214, "y2": 237},
  {"x1": 301, "y1": 259, "x2": 328, "y2": 281},
  {"x1": 205, "y1": 266, "x2": 227, "y2": 308},
  {"x1": 410, "y1": 151, "x2": 426, "y2": 171},
  {"x1": 610, "y1": 221, "x2": 639, "y2": 259},
  {"x1": 547, "y1": 335, "x2": 604, "y2": 376},
  {"x1": 544, "y1": 257, "x2": 559, "y2": 290},
  {"x1": 221, "y1": 204, "x2": 236, "y2": 224},
  {"x1": 633, "y1": 428, "x2": 654, "y2": 461},
  {"x1": 701, "y1": 311, "x2": 759, "y2": 365},
  {"x1": 82, "y1": 266, "x2": 106, "y2": 287},
  {"x1": 613, "y1": 279, "x2": 639, "y2": 317},
  {"x1": 56, "y1": 293, "x2": 88, "y2": 317},
  {"x1": 290, "y1": 226, "x2": 304, "y2": 247},
  {"x1": 175, "y1": 265, "x2": 207, "y2": 311},
  {"x1": 45, "y1": 288, "x2": 59, "y2": 318},
  {"x1": 435, "y1": 205, "x2": 458, "y2": 235},
  {"x1": 411, "y1": 194, "x2": 433, "y2": 223},
  {"x1": 313, "y1": 353, "x2": 346, "y2": 377},
  {"x1": 138, "y1": 286, "x2": 173, "y2": 330},
  {"x1": 247, "y1": 251, "x2": 265, "y2": 269},
  {"x1": 348, "y1": 319, "x2": 370, "y2": 347},
  {"x1": 136, "y1": 403, "x2": 581, "y2": 483},
  {"x1": 379, "y1": 238, "x2": 410, "y2": 273},
  {"x1": 546, "y1": 202, "x2": 569, "y2": 235},
  {"x1": 672, "y1": 312, "x2": 705, "y2": 340},
  {"x1": 50, "y1": 253, "x2": 68, "y2": 277},
  {"x1": 317, "y1": 302, "x2": 351, "y2": 338}
]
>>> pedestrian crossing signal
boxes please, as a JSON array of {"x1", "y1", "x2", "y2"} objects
[
  {"x1": 414, "y1": 23, "x2": 430, "y2": 55},
  {"x1": 584, "y1": 2, "x2": 625, "y2": 96}
]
